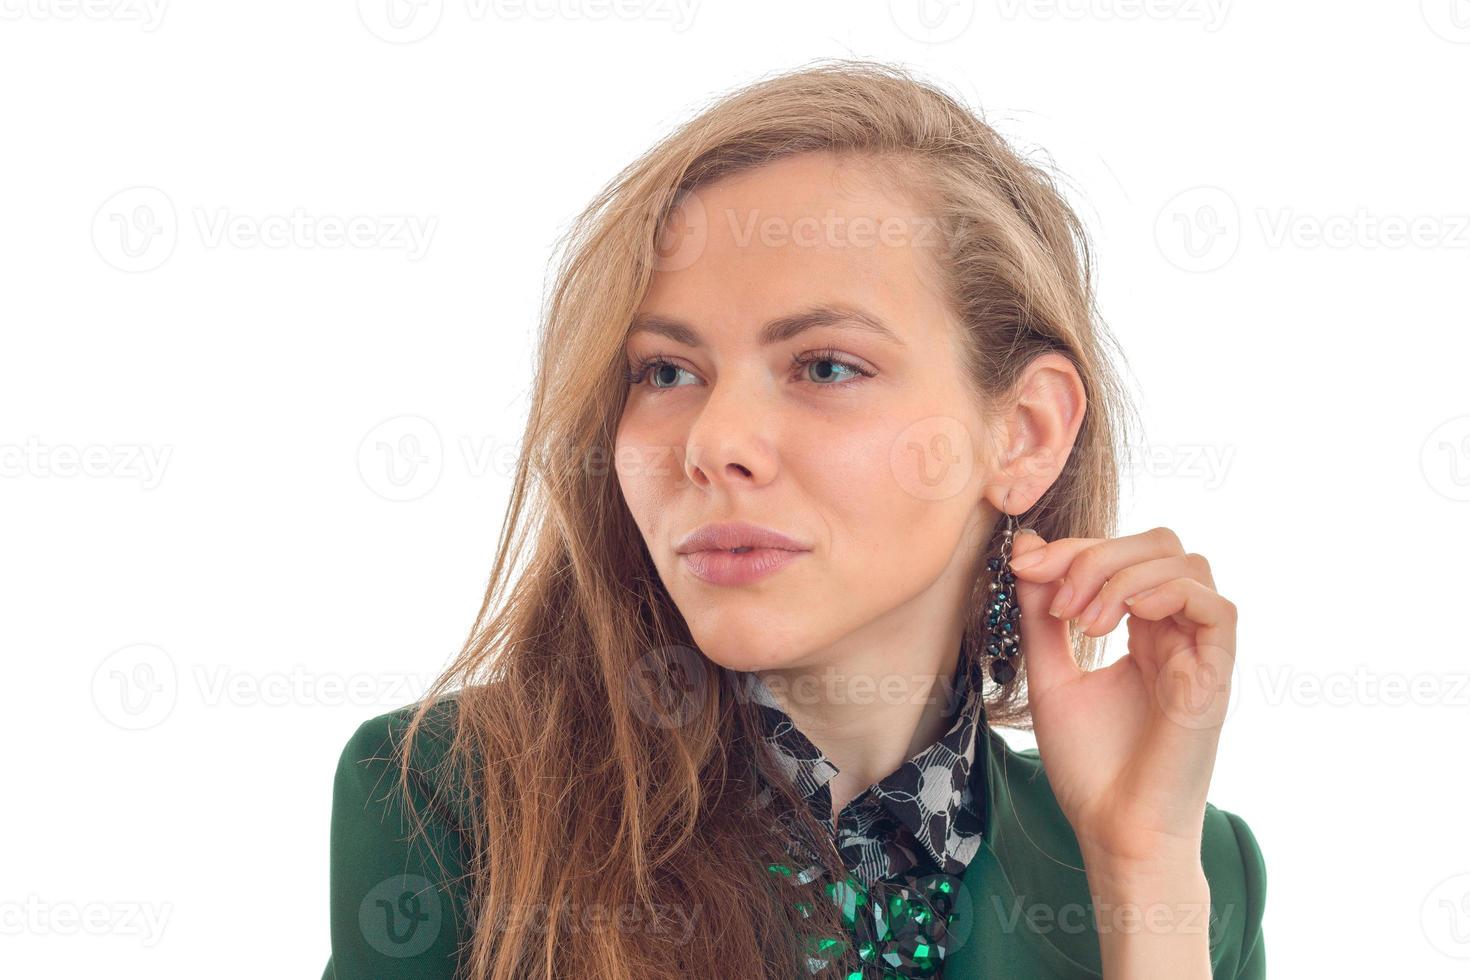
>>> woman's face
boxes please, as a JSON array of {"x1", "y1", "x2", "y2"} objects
[{"x1": 615, "y1": 151, "x2": 997, "y2": 675}]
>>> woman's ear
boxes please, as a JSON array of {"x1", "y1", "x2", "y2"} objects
[{"x1": 982, "y1": 352, "x2": 1087, "y2": 514}]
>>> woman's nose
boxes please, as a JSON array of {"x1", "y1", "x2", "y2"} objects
[{"x1": 680, "y1": 381, "x2": 778, "y2": 490}]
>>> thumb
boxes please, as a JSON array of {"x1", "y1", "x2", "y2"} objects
[{"x1": 1006, "y1": 531, "x2": 1081, "y2": 700}]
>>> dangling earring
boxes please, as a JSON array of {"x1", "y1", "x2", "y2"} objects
[{"x1": 985, "y1": 512, "x2": 1024, "y2": 685}]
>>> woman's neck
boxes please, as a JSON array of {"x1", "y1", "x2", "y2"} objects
[{"x1": 754, "y1": 630, "x2": 966, "y2": 822}]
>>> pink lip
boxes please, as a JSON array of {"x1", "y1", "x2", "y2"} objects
[
  {"x1": 680, "y1": 548, "x2": 808, "y2": 586},
  {"x1": 674, "y1": 520, "x2": 810, "y2": 555},
  {"x1": 674, "y1": 520, "x2": 812, "y2": 586}
]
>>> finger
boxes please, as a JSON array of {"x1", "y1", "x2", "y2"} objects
[
  {"x1": 1125, "y1": 577, "x2": 1239, "y2": 698},
  {"x1": 1009, "y1": 527, "x2": 1049, "y2": 564},
  {"x1": 1004, "y1": 531, "x2": 1083, "y2": 698},
  {"x1": 1125, "y1": 580, "x2": 1239, "y2": 801},
  {"x1": 1075, "y1": 553, "x2": 1214, "y2": 637},
  {"x1": 1007, "y1": 527, "x2": 1187, "y2": 623},
  {"x1": 1003, "y1": 535, "x2": 1101, "y2": 583},
  {"x1": 1124, "y1": 577, "x2": 1236, "y2": 647}
]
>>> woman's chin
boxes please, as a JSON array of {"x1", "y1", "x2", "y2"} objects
[{"x1": 690, "y1": 630, "x2": 816, "y2": 676}]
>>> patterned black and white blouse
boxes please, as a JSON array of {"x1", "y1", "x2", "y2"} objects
[{"x1": 744, "y1": 652, "x2": 989, "y2": 976}]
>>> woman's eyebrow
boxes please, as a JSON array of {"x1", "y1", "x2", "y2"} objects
[{"x1": 628, "y1": 304, "x2": 906, "y2": 349}]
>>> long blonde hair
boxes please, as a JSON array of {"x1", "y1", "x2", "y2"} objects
[{"x1": 394, "y1": 57, "x2": 1138, "y2": 979}]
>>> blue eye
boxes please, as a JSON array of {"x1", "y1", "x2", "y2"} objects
[
  {"x1": 624, "y1": 349, "x2": 875, "y2": 392},
  {"x1": 797, "y1": 354, "x2": 866, "y2": 385},
  {"x1": 624, "y1": 358, "x2": 698, "y2": 390}
]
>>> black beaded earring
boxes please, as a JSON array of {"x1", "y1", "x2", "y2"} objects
[{"x1": 984, "y1": 513, "x2": 1024, "y2": 685}]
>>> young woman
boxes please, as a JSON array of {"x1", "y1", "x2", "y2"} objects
[{"x1": 322, "y1": 60, "x2": 1266, "y2": 980}]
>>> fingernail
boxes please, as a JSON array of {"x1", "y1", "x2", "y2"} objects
[
  {"x1": 1009, "y1": 549, "x2": 1044, "y2": 571},
  {"x1": 1048, "y1": 581, "x2": 1072, "y2": 618},
  {"x1": 1078, "y1": 598, "x2": 1102, "y2": 630}
]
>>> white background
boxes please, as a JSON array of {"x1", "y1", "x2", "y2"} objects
[{"x1": 3, "y1": 2, "x2": 1468, "y2": 976}]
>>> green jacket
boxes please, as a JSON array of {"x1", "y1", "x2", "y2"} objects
[{"x1": 323, "y1": 698, "x2": 1267, "y2": 978}]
